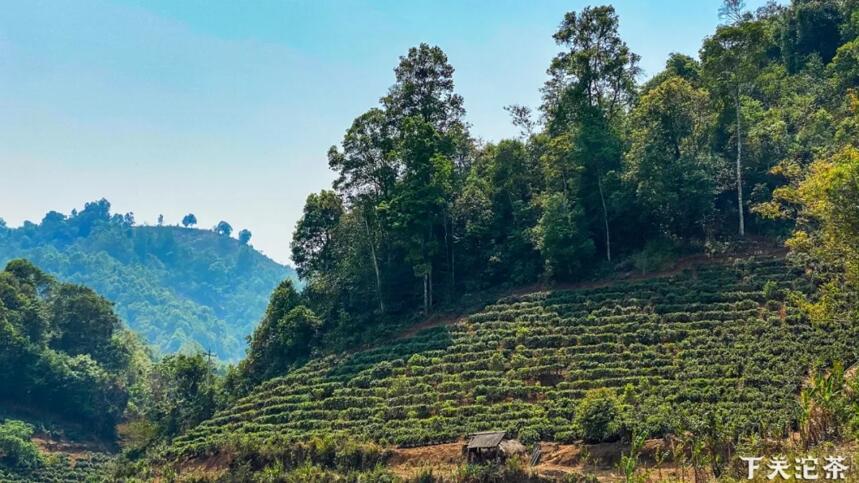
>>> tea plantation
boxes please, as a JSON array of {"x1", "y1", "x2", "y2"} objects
[
  {"x1": 0, "y1": 453, "x2": 112, "y2": 482},
  {"x1": 170, "y1": 257, "x2": 858, "y2": 457}
]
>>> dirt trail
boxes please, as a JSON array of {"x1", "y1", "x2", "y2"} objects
[
  {"x1": 32, "y1": 435, "x2": 101, "y2": 461},
  {"x1": 388, "y1": 442, "x2": 464, "y2": 479},
  {"x1": 394, "y1": 243, "x2": 787, "y2": 341},
  {"x1": 387, "y1": 439, "x2": 683, "y2": 481}
]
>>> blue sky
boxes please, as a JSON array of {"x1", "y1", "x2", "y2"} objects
[{"x1": 0, "y1": 0, "x2": 778, "y2": 265}]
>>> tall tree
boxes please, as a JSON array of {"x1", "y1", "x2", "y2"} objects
[
  {"x1": 701, "y1": 2, "x2": 767, "y2": 237},
  {"x1": 147, "y1": 353, "x2": 219, "y2": 438},
  {"x1": 533, "y1": 192, "x2": 594, "y2": 280},
  {"x1": 386, "y1": 118, "x2": 454, "y2": 314},
  {"x1": 242, "y1": 280, "x2": 320, "y2": 384},
  {"x1": 328, "y1": 108, "x2": 395, "y2": 312},
  {"x1": 382, "y1": 43, "x2": 466, "y2": 133},
  {"x1": 761, "y1": 146, "x2": 859, "y2": 322},
  {"x1": 49, "y1": 284, "x2": 124, "y2": 367},
  {"x1": 624, "y1": 76, "x2": 717, "y2": 239},
  {"x1": 291, "y1": 191, "x2": 344, "y2": 280},
  {"x1": 181, "y1": 214, "x2": 197, "y2": 228},
  {"x1": 214, "y1": 221, "x2": 233, "y2": 237},
  {"x1": 542, "y1": 5, "x2": 640, "y2": 262}
]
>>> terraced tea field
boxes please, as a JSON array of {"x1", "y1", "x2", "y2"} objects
[
  {"x1": 0, "y1": 453, "x2": 112, "y2": 482},
  {"x1": 171, "y1": 257, "x2": 858, "y2": 457}
]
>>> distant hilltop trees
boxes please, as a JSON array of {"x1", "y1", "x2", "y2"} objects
[
  {"x1": 0, "y1": 199, "x2": 296, "y2": 360},
  {"x1": 176, "y1": 213, "x2": 251, "y2": 243},
  {"x1": 214, "y1": 221, "x2": 233, "y2": 237},
  {"x1": 182, "y1": 213, "x2": 197, "y2": 227}
]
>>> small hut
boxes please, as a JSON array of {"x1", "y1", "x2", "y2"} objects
[{"x1": 463, "y1": 431, "x2": 526, "y2": 463}]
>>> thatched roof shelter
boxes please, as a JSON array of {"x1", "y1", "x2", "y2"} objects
[{"x1": 467, "y1": 431, "x2": 506, "y2": 449}]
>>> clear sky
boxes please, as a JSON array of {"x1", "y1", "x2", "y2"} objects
[{"x1": 0, "y1": 0, "x2": 778, "y2": 265}]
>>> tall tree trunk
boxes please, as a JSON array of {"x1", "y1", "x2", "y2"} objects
[
  {"x1": 597, "y1": 176, "x2": 611, "y2": 262},
  {"x1": 735, "y1": 88, "x2": 745, "y2": 238},
  {"x1": 450, "y1": 236, "x2": 455, "y2": 296},
  {"x1": 363, "y1": 215, "x2": 385, "y2": 313},
  {"x1": 561, "y1": 171, "x2": 569, "y2": 200},
  {"x1": 444, "y1": 212, "x2": 454, "y2": 299},
  {"x1": 423, "y1": 273, "x2": 429, "y2": 315},
  {"x1": 428, "y1": 265, "x2": 433, "y2": 312},
  {"x1": 424, "y1": 215, "x2": 433, "y2": 315}
]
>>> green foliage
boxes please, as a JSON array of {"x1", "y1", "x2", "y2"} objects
[
  {"x1": 533, "y1": 193, "x2": 594, "y2": 280},
  {"x1": 798, "y1": 361, "x2": 858, "y2": 446},
  {"x1": 243, "y1": 295, "x2": 322, "y2": 386},
  {"x1": 239, "y1": 279, "x2": 324, "y2": 387},
  {"x1": 761, "y1": 146, "x2": 859, "y2": 322},
  {"x1": 0, "y1": 260, "x2": 145, "y2": 435},
  {"x1": 291, "y1": 191, "x2": 344, "y2": 280},
  {"x1": 624, "y1": 76, "x2": 717, "y2": 239},
  {"x1": 780, "y1": 0, "x2": 845, "y2": 72},
  {"x1": 0, "y1": 453, "x2": 113, "y2": 482},
  {"x1": 641, "y1": 53, "x2": 702, "y2": 93},
  {"x1": 573, "y1": 389, "x2": 624, "y2": 443},
  {"x1": 49, "y1": 283, "x2": 126, "y2": 368},
  {"x1": 214, "y1": 221, "x2": 233, "y2": 237},
  {"x1": 0, "y1": 420, "x2": 42, "y2": 469},
  {"x1": 168, "y1": 259, "x2": 835, "y2": 456},
  {"x1": 0, "y1": 200, "x2": 297, "y2": 361},
  {"x1": 182, "y1": 213, "x2": 197, "y2": 227},
  {"x1": 146, "y1": 353, "x2": 221, "y2": 439}
]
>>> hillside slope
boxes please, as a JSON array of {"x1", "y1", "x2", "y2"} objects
[
  {"x1": 0, "y1": 200, "x2": 297, "y2": 360},
  {"x1": 170, "y1": 256, "x2": 856, "y2": 459},
  {"x1": 0, "y1": 412, "x2": 114, "y2": 483}
]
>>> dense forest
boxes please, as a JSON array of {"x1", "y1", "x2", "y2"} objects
[
  {"x1": 0, "y1": 200, "x2": 297, "y2": 361},
  {"x1": 0, "y1": 259, "x2": 146, "y2": 436},
  {"x1": 3, "y1": 0, "x2": 859, "y2": 481},
  {"x1": 0, "y1": 259, "x2": 232, "y2": 480}
]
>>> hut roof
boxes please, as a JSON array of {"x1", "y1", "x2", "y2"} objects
[{"x1": 467, "y1": 431, "x2": 506, "y2": 449}]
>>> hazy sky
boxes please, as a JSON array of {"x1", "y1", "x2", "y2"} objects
[{"x1": 0, "y1": 0, "x2": 778, "y2": 265}]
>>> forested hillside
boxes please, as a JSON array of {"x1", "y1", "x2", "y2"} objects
[
  {"x1": 278, "y1": 0, "x2": 859, "y2": 369},
  {"x1": 0, "y1": 200, "x2": 297, "y2": 361},
  {"x1": 0, "y1": 260, "x2": 230, "y2": 482},
  {"x1": 0, "y1": 259, "x2": 146, "y2": 436},
  {"x1": 0, "y1": 260, "x2": 139, "y2": 481}
]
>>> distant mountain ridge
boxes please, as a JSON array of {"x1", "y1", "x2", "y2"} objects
[{"x1": 0, "y1": 200, "x2": 297, "y2": 361}]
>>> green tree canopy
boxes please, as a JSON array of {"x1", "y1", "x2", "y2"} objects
[
  {"x1": 625, "y1": 76, "x2": 717, "y2": 239},
  {"x1": 181, "y1": 214, "x2": 197, "y2": 227}
]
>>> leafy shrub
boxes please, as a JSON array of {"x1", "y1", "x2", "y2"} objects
[
  {"x1": 573, "y1": 389, "x2": 625, "y2": 443},
  {"x1": 517, "y1": 428, "x2": 540, "y2": 445},
  {"x1": 630, "y1": 239, "x2": 676, "y2": 275},
  {"x1": 762, "y1": 280, "x2": 781, "y2": 299},
  {"x1": 0, "y1": 420, "x2": 42, "y2": 469}
]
